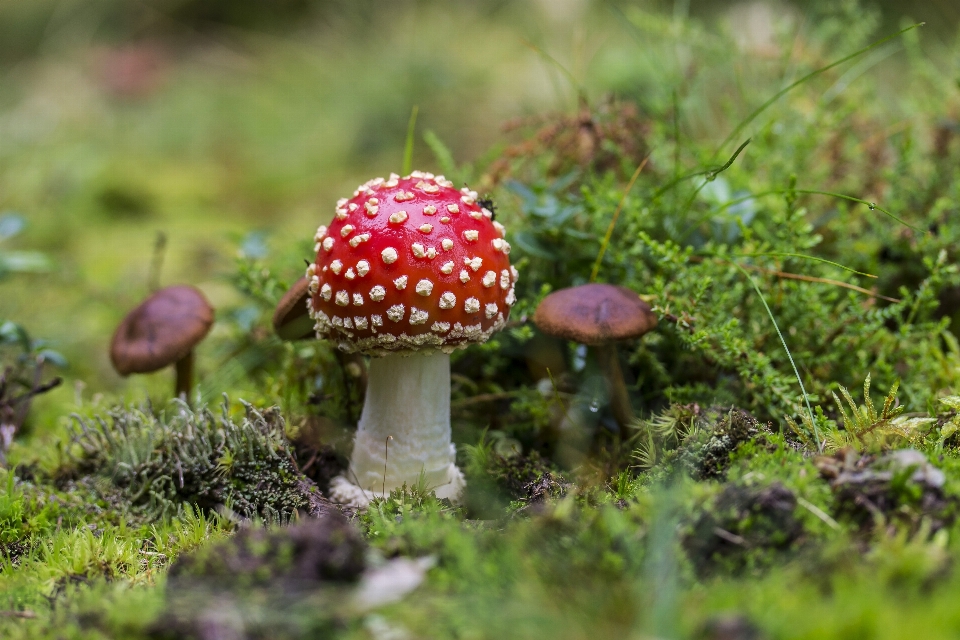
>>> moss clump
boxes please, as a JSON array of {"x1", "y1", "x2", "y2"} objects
[
  {"x1": 153, "y1": 514, "x2": 365, "y2": 640},
  {"x1": 688, "y1": 409, "x2": 773, "y2": 480},
  {"x1": 816, "y1": 449, "x2": 957, "y2": 534},
  {"x1": 167, "y1": 513, "x2": 365, "y2": 590},
  {"x1": 639, "y1": 407, "x2": 773, "y2": 483},
  {"x1": 61, "y1": 398, "x2": 331, "y2": 521},
  {"x1": 685, "y1": 481, "x2": 804, "y2": 575}
]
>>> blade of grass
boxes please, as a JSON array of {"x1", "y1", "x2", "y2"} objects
[
  {"x1": 519, "y1": 38, "x2": 586, "y2": 103},
  {"x1": 712, "y1": 187, "x2": 923, "y2": 233},
  {"x1": 715, "y1": 22, "x2": 924, "y2": 157},
  {"x1": 590, "y1": 154, "x2": 651, "y2": 282},
  {"x1": 730, "y1": 260, "x2": 821, "y2": 451},
  {"x1": 674, "y1": 139, "x2": 752, "y2": 224},
  {"x1": 653, "y1": 138, "x2": 751, "y2": 201},
  {"x1": 402, "y1": 105, "x2": 419, "y2": 176},
  {"x1": 737, "y1": 253, "x2": 877, "y2": 279}
]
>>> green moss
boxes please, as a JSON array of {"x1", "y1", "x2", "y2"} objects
[{"x1": 60, "y1": 398, "x2": 325, "y2": 521}]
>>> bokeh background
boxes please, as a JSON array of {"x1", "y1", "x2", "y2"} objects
[{"x1": 1, "y1": 0, "x2": 958, "y2": 422}]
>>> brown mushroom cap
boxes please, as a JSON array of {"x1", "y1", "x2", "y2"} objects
[
  {"x1": 272, "y1": 276, "x2": 314, "y2": 341},
  {"x1": 110, "y1": 285, "x2": 214, "y2": 375},
  {"x1": 532, "y1": 283, "x2": 657, "y2": 345}
]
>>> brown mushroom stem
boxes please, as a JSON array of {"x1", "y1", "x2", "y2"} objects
[
  {"x1": 174, "y1": 350, "x2": 194, "y2": 401},
  {"x1": 595, "y1": 343, "x2": 633, "y2": 437}
]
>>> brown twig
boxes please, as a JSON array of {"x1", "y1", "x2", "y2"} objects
[
  {"x1": 451, "y1": 391, "x2": 523, "y2": 410},
  {"x1": 692, "y1": 255, "x2": 901, "y2": 302},
  {"x1": 0, "y1": 610, "x2": 36, "y2": 619}
]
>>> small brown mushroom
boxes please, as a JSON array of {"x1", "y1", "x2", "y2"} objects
[
  {"x1": 272, "y1": 276, "x2": 314, "y2": 341},
  {"x1": 110, "y1": 285, "x2": 214, "y2": 399},
  {"x1": 532, "y1": 283, "x2": 657, "y2": 436},
  {"x1": 272, "y1": 275, "x2": 368, "y2": 394}
]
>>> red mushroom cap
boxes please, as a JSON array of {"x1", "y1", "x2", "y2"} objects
[{"x1": 307, "y1": 171, "x2": 517, "y2": 355}]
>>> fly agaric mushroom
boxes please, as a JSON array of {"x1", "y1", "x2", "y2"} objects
[
  {"x1": 110, "y1": 285, "x2": 214, "y2": 399},
  {"x1": 532, "y1": 283, "x2": 656, "y2": 436},
  {"x1": 308, "y1": 171, "x2": 517, "y2": 507}
]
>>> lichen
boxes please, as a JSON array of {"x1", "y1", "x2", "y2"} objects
[{"x1": 61, "y1": 398, "x2": 332, "y2": 521}]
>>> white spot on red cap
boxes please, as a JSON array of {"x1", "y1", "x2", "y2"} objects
[
  {"x1": 510, "y1": 266, "x2": 519, "y2": 281},
  {"x1": 439, "y1": 292, "x2": 456, "y2": 309},
  {"x1": 431, "y1": 321, "x2": 450, "y2": 332},
  {"x1": 343, "y1": 317, "x2": 354, "y2": 329},
  {"x1": 465, "y1": 256, "x2": 482, "y2": 271},
  {"x1": 493, "y1": 221, "x2": 506, "y2": 236},
  {"x1": 337, "y1": 198, "x2": 348, "y2": 208},
  {"x1": 349, "y1": 233, "x2": 370, "y2": 248},
  {"x1": 370, "y1": 285, "x2": 386, "y2": 301},
  {"x1": 353, "y1": 293, "x2": 364, "y2": 306},
  {"x1": 341, "y1": 225, "x2": 354, "y2": 238},
  {"x1": 355, "y1": 317, "x2": 369, "y2": 330},
  {"x1": 505, "y1": 288, "x2": 516, "y2": 306},
  {"x1": 330, "y1": 260, "x2": 343, "y2": 274},
  {"x1": 416, "y1": 279, "x2": 434, "y2": 296},
  {"x1": 440, "y1": 261, "x2": 455, "y2": 274},
  {"x1": 345, "y1": 268, "x2": 356, "y2": 280},
  {"x1": 314, "y1": 225, "x2": 328, "y2": 241},
  {"x1": 335, "y1": 291, "x2": 349, "y2": 306},
  {"x1": 469, "y1": 210, "x2": 483, "y2": 220},
  {"x1": 500, "y1": 270, "x2": 510, "y2": 289},
  {"x1": 464, "y1": 298, "x2": 480, "y2": 314},
  {"x1": 322, "y1": 237, "x2": 334, "y2": 251},
  {"x1": 371, "y1": 314, "x2": 383, "y2": 327},
  {"x1": 321, "y1": 283, "x2": 332, "y2": 300},
  {"x1": 394, "y1": 275, "x2": 408, "y2": 290},
  {"x1": 447, "y1": 204, "x2": 459, "y2": 214},
  {"x1": 441, "y1": 238, "x2": 453, "y2": 251},
  {"x1": 485, "y1": 303, "x2": 498, "y2": 319},
  {"x1": 409, "y1": 307, "x2": 429, "y2": 324},
  {"x1": 459, "y1": 269, "x2": 470, "y2": 283},
  {"x1": 482, "y1": 271, "x2": 496, "y2": 287},
  {"x1": 389, "y1": 210, "x2": 408, "y2": 224},
  {"x1": 412, "y1": 243, "x2": 426, "y2": 258},
  {"x1": 365, "y1": 203, "x2": 379, "y2": 217},
  {"x1": 357, "y1": 260, "x2": 370, "y2": 276},
  {"x1": 426, "y1": 247, "x2": 437, "y2": 259},
  {"x1": 492, "y1": 238, "x2": 504, "y2": 252},
  {"x1": 387, "y1": 304, "x2": 405, "y2": 322},
  {"x1": 419, "y1": 224, "x2": 433, "y2": 233},
  {"x1": 381, "y1": 247, "x2": 398, "y2": 264},
  {"x1": 394, "y1": 191, "x2": 415, "y2": 202},
  {"x1": 440, "y1": 216, "x2": 451, "y2": 223},
  {"x1": 423, "y1": 205, "x2": 437, "y2": 215},
  {"x1": 309, "y1": 276, "x2": 319, "y2": 295},
  {"x1": 348, "y1": 203, "x2": 358, "y2": 212},
  {"x1": 422, "y1": 183, "x2": 439, "y2": 194}
]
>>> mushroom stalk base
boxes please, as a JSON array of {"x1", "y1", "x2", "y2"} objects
[
  {"x1": 596, "y1": 343, "x2": 633, "y2": 437},
  {"x1": 175, "y1": 351, "x2": 194, "y2": 403},
  {"x1": 328, "y1": 352, "x2": 464, "y2": 508}
]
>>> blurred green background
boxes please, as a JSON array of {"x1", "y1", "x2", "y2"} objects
[{"x1": 1, "y1": 0, "x2": 957, "y2": 423}]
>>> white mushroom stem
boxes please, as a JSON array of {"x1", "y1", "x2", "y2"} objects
[{"x1": 329, "y1": 351, "x2": 465, "y2": 507}]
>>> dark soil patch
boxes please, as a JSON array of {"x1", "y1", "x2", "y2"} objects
[{"x1": 685, "y1": 482, "x2": 804, "y2": 575}]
